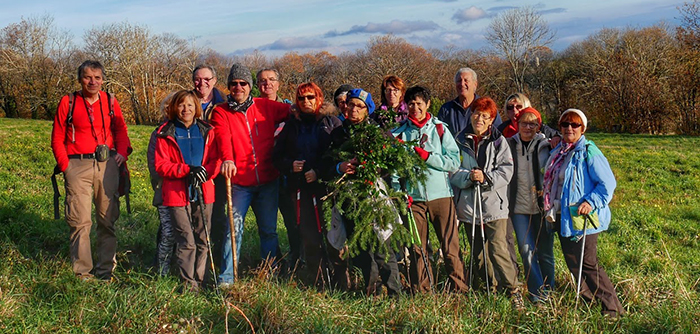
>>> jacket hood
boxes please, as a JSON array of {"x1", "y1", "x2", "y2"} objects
[
  {"x1": 291, "y1": 102, "x2": 338, "y2": 120},
  {"x1": 454, "y1": 123, "x2": 503, "y2": 149}
]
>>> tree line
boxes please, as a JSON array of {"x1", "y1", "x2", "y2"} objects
[{"x1": 1, "y1": 2, "x2": 698, "y2": 134}]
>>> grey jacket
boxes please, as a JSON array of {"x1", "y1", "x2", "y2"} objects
[
  {"x1": 450, "y1": 125, "x2": 513, "y2": 223},
  {"x1": 507, "y1": 133, "x2": 551, "y2": 215}
]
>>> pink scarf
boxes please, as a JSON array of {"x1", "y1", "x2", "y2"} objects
[{"x1": 543, "y1": 142, "x2": 574, "y2": 211}]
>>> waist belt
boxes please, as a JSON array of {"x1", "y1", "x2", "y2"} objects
[
  {"x1": 67, "y1": 151, "x2": 116, "y2": 159},
  {"x1": 68, "y1": 153, "x2": 95, "y2": 159}
]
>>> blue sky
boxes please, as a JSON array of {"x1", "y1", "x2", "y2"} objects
[{"x1": 0, "y1": 0, "x2": 683, "y2": 56}]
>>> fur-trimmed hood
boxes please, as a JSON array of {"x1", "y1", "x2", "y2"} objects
[{"x1": 290, "y1": 102, "x2": 339, "y2": 120}]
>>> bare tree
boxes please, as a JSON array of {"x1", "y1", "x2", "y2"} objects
[
  {"x1": 485, "y1": 7, "x2": 556, "y2": 93},
  {"x1": 0, "y1": 15, "x2": 75, "y2": 119}
]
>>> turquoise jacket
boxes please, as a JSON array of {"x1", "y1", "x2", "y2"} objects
[
  {"x1": 390, "y1": 116, "x2": 460, "y2": 202},
  {"x1": 547, "y1": 135, "x2": 616, "y2": 238}
]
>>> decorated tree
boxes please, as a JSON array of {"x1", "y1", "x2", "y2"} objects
[{"x1": 323, "y1": 120, "x2": 427, "y2": 257}]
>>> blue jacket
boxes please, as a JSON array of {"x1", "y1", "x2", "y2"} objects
[
  {"x1": 390, "y1": 115, "x2": 459, "y2": 202},
  {"x1": 548, "y1": 135, "x2": 616, "y2": 238}
]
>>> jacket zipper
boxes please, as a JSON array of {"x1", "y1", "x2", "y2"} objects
[{"x1": 243, "y1": 111, "x2": 261, "y2": 185}]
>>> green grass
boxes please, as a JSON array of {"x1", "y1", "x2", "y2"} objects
[{"x1": 0, "y1": 118, "x2": 698, "y2": 333}]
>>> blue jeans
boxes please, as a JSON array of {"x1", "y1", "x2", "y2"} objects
[
  {"x1": 219, "y1": 179, "x2": 279, "y2": 284},
  {"x1": 512, "y1": 213, "x2": 555, "y2": 301}
]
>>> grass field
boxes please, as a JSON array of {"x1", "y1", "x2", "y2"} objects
[{"x1": 0, "y1": 117, "x2": 698, "y2": 333}]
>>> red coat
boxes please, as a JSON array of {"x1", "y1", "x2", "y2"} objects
[
  {"x1": 51, "y1": 91, "x2": 131, "y2": 172},
  {"x1": 210, "y1": 98, "x2": 289, "y2": 187},
  {"x1": 155, "y1": 120, "x2": 221, "y2": 206}
]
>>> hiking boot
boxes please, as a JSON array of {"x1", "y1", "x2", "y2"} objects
[{"x1": 510, "y1": 290, "x2": 526, "y2": 311}]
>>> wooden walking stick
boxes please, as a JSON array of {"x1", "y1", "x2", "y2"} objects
[{"x1": 226, "y1": 177, "x2": 238, "y2": 281}]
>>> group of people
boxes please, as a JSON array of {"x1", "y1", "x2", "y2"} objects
[{"x1": 51, "y1": 60, "x2": 624, "y2": 317}]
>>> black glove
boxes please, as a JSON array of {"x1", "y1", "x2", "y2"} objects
[{"x1": 188, "y1": 165, "x2": 207, "y2": 188}]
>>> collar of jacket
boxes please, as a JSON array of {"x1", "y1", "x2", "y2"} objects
[{"x1": 157, "y1": 119, "x2": 213, "y2": 139}]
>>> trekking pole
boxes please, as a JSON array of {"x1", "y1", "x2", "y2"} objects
[
  {"x1": 476, "y1": 185, "x2": 491, "y2": 296},
  {"x1": 312, "y1": 194, "x2": 333, "y2": 289},
  {"x1": 196, "y1": 186, "x2": 218, "y2": 288},
  {"x1": 576, "y1": 213, "x2": 590, "y2": 307},
  {"x1": 226, "y1": 177, "x2": 238, "y2": 281},
  {"x1": 468, "y1": 186, "x2": 478, "y2": 290},
  {"x1": 406, "y1": 199, "x2": 433, "y2": 290}
]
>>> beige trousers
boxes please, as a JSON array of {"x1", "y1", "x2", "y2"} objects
[{"x1": 64, "y1": 157, "x2": 120, "y2": 278}]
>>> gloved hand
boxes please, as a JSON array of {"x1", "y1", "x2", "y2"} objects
[
  {"x1": 188, "y1": 165, "x2": 207, "y2": 188},
  {"x1": 414, "y1": 147, "x2": 430, "y2": 161},
  {"x1": 407, "y1": 195, "x2": 413, "y2": 208}
]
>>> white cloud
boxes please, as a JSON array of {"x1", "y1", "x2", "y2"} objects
[{"x1": 452, "y1": 6, "x2": 488, "y2": 24}]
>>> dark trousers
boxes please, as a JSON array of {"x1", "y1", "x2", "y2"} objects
[
  {"x1": 170, "y1": 202, "x2": 212, "y2": 288},
  {"x1": 559, "y1": 233, "x2": 625, "y2": 316},
  {"x1": 343, "y1": 216, "x2": 401, "y2": 296},
  {"x1": 410, "y1": 198, "x2": 468, "y2": 293},
  {"x1": 280, "y1": 180, "x2": 301, "y2": 265},
  {"x1": 292, "y1": 186, "x2": 328, "y2": 287}
]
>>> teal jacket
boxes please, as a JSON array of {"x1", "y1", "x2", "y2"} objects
[
  {"x1": 390, "y1": 116, "x2": 460, "y2": 202},
  {"x1": 546, "y1": 135, "x2": 616, "y2": 238}
]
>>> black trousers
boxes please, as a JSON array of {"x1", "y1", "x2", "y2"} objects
[{"x1": 559, "y1": 233, "x2": 625, "y2": 316}]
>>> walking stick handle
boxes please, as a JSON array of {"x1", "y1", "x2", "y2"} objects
[{"x1": 226, "y1": 177, "x2": 238, "y2": 281}]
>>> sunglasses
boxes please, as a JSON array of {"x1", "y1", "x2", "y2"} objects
[
  {"x1": 506, "y1": 104, "x2": 523, "y2": 111},
  {"x1": 230, "y1": 81, "x2": 249, "y2": 87},
  {"x1": 298, "y1": 95, "x2": 316, "y2": 101},
  {"x1": 560, "y1": 122, "x2": 582, "y2": 129}
]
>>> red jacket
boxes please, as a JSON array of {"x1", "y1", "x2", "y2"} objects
[
  {"x1": 51, "y1": 91, "x2": 131, "y2": 171},
  {"x1": 155, "y1": 120, "x2": 221, "y2": 206},
  {"x1": 210, "y1": 98, "x2": 289, "y2": 187}
]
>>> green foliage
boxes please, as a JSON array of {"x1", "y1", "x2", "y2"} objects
[
  {"x1": 0, "y1": 119, "x2": 698, "y2": 332},
  {"x1": 323, "y1": 120, "x2": 427, "y2": 256}
]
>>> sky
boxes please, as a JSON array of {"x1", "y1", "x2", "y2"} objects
[{"x1": 0, "y1": 0, "x2": 684, "y2": 56}]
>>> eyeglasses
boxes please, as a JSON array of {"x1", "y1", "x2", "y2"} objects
[
  {"x1": 472, "y1": 112, "x2": 492, "y2": 120},
  {"x1": 298, "y1": 95, "x2": 316, "y2": 101},
  {"x1": 194, "y1": 77, "x2": 214, "y2": 84},
  {"x1": 385, "y1": 88, "x2": 401, "y2": 95},
  {"x1": 519, "y1": 122, "x2": 539, "y2": 129},
  {"x1": 560, "y1": 122, "x2": 582, "y2": 129},
  {"x1": 230, "y1": 81, "x2": 249, "y2": 87},
  {"x1": 506, "y1": 104, "x2": 523, "y2": 111}
]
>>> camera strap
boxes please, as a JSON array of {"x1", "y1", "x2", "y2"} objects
[{"x1": 80, "y1": 92, "x2": 108, "y2": 144}]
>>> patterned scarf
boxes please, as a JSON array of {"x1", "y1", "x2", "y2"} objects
[
  {"x1": 543, "y1": 142, "x2": 574, "y2": 211},
  {"x1": 227, "y1": 94, "x2": 253, "y2": 113}
]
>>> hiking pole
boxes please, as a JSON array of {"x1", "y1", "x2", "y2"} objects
[
  {"x1": 226, "y1": 177, "x2": 238, "y2": 282},
  {"x1": 196, "y1": 186, "x2": 218, "y2": 288},
  {"x1": 312, "y1": 194, "x2": 333, "y2": 289},
  {"x1": 406, "y1": 197, "x2": 433, "y2": 290},
  {"x1": 576, "y1": 213, "x2": 590, "y2": 306},
  {"x1": 468, "y1": 185, "x2": 478, "y2": 290},
  {"x1": 476, "y1": 184, "x2": 491, "y2": 296}
]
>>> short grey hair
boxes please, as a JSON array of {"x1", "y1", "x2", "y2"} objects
[
  {"x1": 454, "y1": 67, "x2": 477, "y2": 83},
  {"x1": 256, "y1": 68, "x2": 280, "y2": 83},
  {"x1": 77, "y1": 60, "x2": 105, "y2": 81},
  {"x1": 192, "y1": 64, "x2": 217, "y2": 82}
]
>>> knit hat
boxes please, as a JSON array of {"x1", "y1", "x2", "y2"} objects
[
  {"x1": 346, "y1": 88, "x2": 375, "y2": 114},
  {"x1": 227, "y1": 63, "x2": 252, "y2": 87},
  {"x1": 518, "y1": 107, "x2": 542, "y2": 125},
  {"x1": 559, "y1": 108, "x2": 588, "y2": 129},
  {"x1": 333, "y1": 84, "x2": 354, "y2": 107}
]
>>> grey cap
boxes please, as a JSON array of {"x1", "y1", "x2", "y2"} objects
[{"x1": 227, "y1": 63, "x2": 252, "y2": 87}]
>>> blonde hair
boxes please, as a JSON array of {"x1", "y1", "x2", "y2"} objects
[{"x1": 503, "y1": 93, "x2": 532, "y2": 112}]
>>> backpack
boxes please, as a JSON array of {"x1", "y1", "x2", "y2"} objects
[{"x1": 52, "y1": 91, "x2": 131, "y2": 219}]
